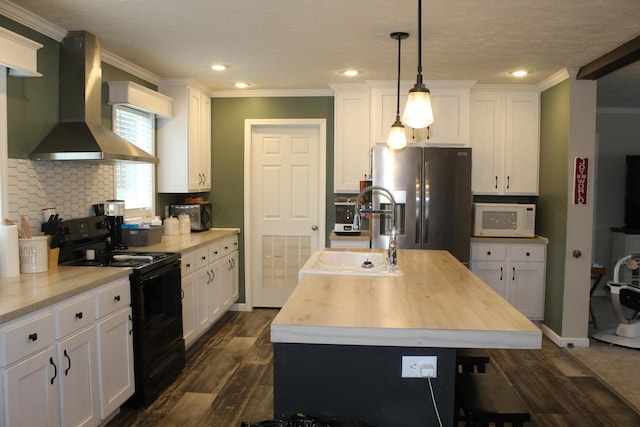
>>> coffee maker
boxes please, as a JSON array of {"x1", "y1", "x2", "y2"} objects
[{"x1": 105, "y1": 199, "x2": 127, "y2": 250}]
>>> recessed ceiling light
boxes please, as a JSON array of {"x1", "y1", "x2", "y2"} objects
[
  {"x1": 511, "y1": 70, "x2": 528, "y2": 77},
  {"x1": 211, "y1": 64, "x2": 227, "y2": 71},
  {"x1": 341, "y1": 69, "x2": 359, "y2": 77},
  {"x1": 235, "y1": 82, "x2": 249, "y2": 89}
]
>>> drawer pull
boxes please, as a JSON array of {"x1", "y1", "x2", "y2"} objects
[
  {"x1": 75, "y1": 312, "x2": 83, "y2": 319},
  {"x1": 28, "y1": 333, "x2": 38, "y2": 341},
  {"x1": 64, "y1": 349, "x2": 71, "y2": 375},
  {"x1": 186, "y1": 263, "x2": 191, "y2": 268},
  {"x1": 486, "y1": 251, "x2": 491, "y2": 256},
  {"x1": 50, "y1": 357, "x2": 57, "y2": 385},
  {"x1": 526, "y1": 252, "x2": 530, "y2": 256},
  {"x1": 202, "y1": 256, "x2": 207, "y2": 261},
  {"x1": 114, "y1": 295, "x2": 121, "y2": 302}
]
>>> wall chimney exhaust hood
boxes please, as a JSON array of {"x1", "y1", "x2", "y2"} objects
[{"x1": 30, "y1": 31, "x2": 158, "y2": 163}]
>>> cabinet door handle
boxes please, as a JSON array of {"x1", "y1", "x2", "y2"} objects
[
  {"x1": 50, "y1": 357, "x2": 57, "y2": 385},
  {"x1": 64, "y1": 349, "x2": 71, "y2": 376},
  {"x1": 499, "y1": 267, "x2": 503, "y2": 281},
  {"x1": 495, "y1": 176, "x2": 498, "y2": 189},
  {"x1": 181, "y1": 289, "x2": 185, "y2": 300},
  {"x1": 512, "y1": 267, "x2": 516, "y2": 280},
  {"x1": 186, "y1": 263, "x2": 191, "y2": 268},
  {"x1": 114, "y1": 295, "x2": 121, "y2": 302},
  {"x1": 28, "y1": 333, "x2": 38, "y2": 341},
  {"x1": 75, "y1": 311, "x2": 83, "y2": 319},
  {"x1": 129, "y1": 314, "x2": 133, "y2": 335},
  {"x1": 506, "y1": 176, "x2": 510, "y2": 189}
]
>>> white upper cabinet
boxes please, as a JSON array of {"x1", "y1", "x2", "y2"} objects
[
  {"x1": 331, "y1": 84, "x2": 371, "y2": 193},
  {"x1": 369, "y1": 81, "x2": 474, "y2": 146},
  {"x1": 332, "y1": 81, "x2": 473, "y2": 193},
  {"x1": 470, "y1": 87, "x2": 540, "y2": 195},
  {"x1": 157, "y1": 80, "x2": 212, "y2": 193}
]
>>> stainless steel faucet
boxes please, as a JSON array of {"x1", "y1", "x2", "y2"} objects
[{"x1": 354, "y1": 185, "x2": 398, "y2": 268}]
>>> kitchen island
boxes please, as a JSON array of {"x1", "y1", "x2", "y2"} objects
[{"x1": 271, "y1": 249, "x2": 541, "y2": 426}]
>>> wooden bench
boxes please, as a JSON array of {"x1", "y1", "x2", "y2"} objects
[
  {"x1": 457, "y1": 348, "x2": 491, "y2": 373},
  {"x1": 456, "y1": 372, "x2": 531, "y2": 427}
]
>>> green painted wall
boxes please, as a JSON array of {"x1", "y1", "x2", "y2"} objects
[
  {"x1": 210, "y1": 97, "x2": 335, "y2": 303},
  {"x1": 538, "y1": 80, "x2": 570, "y2": 333},
  {"x1": 2, "y1": 16, "x2": 59, "y2": 158}
]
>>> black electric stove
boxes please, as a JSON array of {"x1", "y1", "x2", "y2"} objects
[
  {"x1": 57, "y1": 215, "x2": 179, "y2": 272},
  {"x1": 57, "y1": 215, "x2": 185, "y2": 408}
]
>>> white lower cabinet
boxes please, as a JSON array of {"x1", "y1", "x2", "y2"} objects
[
  {"x1": 180, "y1": 233, "x2": 239, "y2": 350},
  {"x1": 180, "y1": 250, "x2": 197, "y2": 348},
  {"x1": 0, "y1": 277, "x2": 133, "y2": 426},
  {"x1": 470, "y1": 241, "x2": 546, "y2": 320},
  {"x1": 96, "y1": 307, "x2": 133, "y2": 420},
  {"x1": 57, "y1": 326, "x2": 98, "y2": 427},
  {"x1": 4, "y1": 345, "x2": 59, "y2": 426}
]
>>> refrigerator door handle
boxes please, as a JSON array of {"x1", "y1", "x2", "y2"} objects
[
  {"x1": 415, "y1": 158, "x2": 422, "y2": 245},
  {"x1": 423, "y1": 159, "x2": 429, "y2": 246}
]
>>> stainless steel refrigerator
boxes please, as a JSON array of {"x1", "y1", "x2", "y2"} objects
[{"x1": 371, "y1": 146, "x2": 472, "y2": 263}]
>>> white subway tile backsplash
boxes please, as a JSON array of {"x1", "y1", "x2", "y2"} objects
[{"x1": 7, "y1": 159, "x2": 115, "y2": 235}]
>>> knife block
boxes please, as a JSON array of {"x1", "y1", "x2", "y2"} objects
[{"x1": 47, "y1": 236, "x2": 59, "y2": 269}]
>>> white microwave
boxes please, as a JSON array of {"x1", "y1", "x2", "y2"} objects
[{"x1": 472, "y1": 203, "x2": 536, "y2": 237}]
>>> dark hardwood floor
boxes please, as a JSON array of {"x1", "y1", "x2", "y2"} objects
[{"x1": 108, "y1": 309, "x2": 640, "y2": 427}]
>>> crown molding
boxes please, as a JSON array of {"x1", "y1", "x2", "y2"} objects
[
  {"x1": 538, "y1": 68, "x2": 571, "y2": 92},
  {"x1": 1, "y1": 0, "x2": 161, "y2": 85},
  {"x1": 211, "y1": 88, "x2": 333, "y2": 98}
]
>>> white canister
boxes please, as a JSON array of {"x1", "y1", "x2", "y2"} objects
[
  {"x1": 163, "y1": 217, "x2": 180, "y2": 235},
  {"x1": 41, "y1": 208, "x2": 56, "y2": 223},
  {"x1": 178, "y1": 213, "x2": 191, "y2": 234},
  {"x1": 19, "y1": 236, "x2": 48, "y2": 273}
]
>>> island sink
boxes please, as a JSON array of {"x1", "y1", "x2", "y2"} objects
[{"x1": 298, "y1": 250, "x2": 403, "y2": 281}]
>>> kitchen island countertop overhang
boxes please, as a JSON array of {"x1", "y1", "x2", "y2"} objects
[{"x1": 271, "y1": 249, "x2": 542, "y2": 349}]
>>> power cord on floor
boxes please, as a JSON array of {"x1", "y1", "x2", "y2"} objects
[{"x1": 426, "y1": 376, "x2": 443, "y2": 427}]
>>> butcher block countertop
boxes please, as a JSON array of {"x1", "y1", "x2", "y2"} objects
[
  {"x1": 271, "y1": 249, "x2": 541, "y2": 349},
  {"x1": 0, "y1": 228, "x2": 239, "y2": 324}
]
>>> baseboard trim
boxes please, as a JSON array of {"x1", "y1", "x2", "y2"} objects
[
  {"x1": 230, "y1": 302, "x2": 251, "y2": 312},
  {"x1": 541, "y1": 323, "x2": 590, "y2": 348}
]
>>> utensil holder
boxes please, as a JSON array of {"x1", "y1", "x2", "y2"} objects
[{"x1": 19, "y1": 236, "x2": 48, "y2": 273}]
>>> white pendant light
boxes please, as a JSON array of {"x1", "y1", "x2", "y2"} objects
[
  {"x1": 402, "y1": 0, "x2": 434, "y2": 129},
  {"x1": 387, "y1": 32, "x2": 409, "y2": 150}
]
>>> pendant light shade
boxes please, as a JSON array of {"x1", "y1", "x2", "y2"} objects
[
  {"x1": 402, "y1": 0, "x2": 434, "y2": 129},
  {"x1": 387, "y1": 31, "x2": 409, "y2": 150}
]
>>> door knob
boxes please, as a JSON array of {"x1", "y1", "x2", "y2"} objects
[
  {"x1": 572, "y1": 250, "x2": 582, "y2": 258},
  {"x1": 311, "y1": 225, "x2": 318, "y2": 230}
]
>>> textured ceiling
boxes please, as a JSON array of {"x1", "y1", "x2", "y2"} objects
[{"x1": 7, "y1": 0, "x2": 640, "y2": 107}]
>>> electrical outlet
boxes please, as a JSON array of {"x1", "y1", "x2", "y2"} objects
[{"x1": 401, "y1": 355, "x2": 437, "y2": 378}]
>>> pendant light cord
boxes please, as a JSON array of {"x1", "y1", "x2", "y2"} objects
[
  {"x1": 396, "y1": 34, "x2": 402, "y2": 119},
  {"x1": 417, "y1": 0, "x2": 422, "y2": 79}
]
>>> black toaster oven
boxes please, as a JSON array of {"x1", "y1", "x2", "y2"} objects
[{"x1": 168, "y1": 203, "x2": 212, "y2": 231}]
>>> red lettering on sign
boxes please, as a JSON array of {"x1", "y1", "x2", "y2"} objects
[{"x1": 574, "y1": 157, "x2": 589, "y2": 205}]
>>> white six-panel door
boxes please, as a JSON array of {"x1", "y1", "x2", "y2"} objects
[{"x1": 245, "y1": 119, "x2": 326, "y2": 308}]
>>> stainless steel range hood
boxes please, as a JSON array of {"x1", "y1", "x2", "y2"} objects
[{"x1": 30, "y1": 31, "x2": 158, "y2": 163}]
